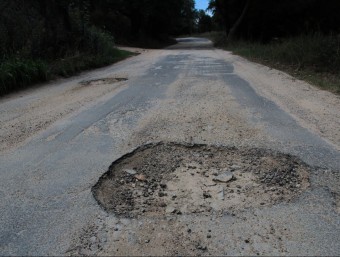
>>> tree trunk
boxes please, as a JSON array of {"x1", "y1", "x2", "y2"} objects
[{"x1": 227, "y1": 0, "x2": 251, "y2": 41}]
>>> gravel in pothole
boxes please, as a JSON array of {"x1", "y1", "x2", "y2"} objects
[{"x1": 92, "y1": 143, "x2": 310, "y2": 218}]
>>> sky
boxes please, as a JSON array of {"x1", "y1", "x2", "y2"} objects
[{"x1": 195, "y1": 0, "x2": 209, "y2": 11}]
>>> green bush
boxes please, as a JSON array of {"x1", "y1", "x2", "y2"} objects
[
  {"x1": 0, "y1": 1, "x2": 137, "y2": 96},
  {"x1": 84, "y1": 26, "x2": 116, "y2": 55},
  {"x1": 0, "y1": 25, "x2": 132, "y2": 96},
  {"x1": 0, "y1": 58, "x2": 48, "y2": 95},
  {"x1": 49, "y1": 27, "x2": 132, "y2": 77}
]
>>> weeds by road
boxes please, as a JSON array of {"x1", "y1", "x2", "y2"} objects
[
  {"x1": 0, "y1": 48, "x2": 133, "y2": 97},
  {"x1": 206, "y1": 32, "x2": 340, "y2": 94}
]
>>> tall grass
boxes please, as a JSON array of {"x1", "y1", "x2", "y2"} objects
[
  {"x1": 210, "y1": 32, "x2": 340, "y2": 93},
  {"x1": 0, "y1": 58, "x2": 48, "y2": 95},
  {"x1": 0, "y1": 27, "x2": 133, "y2": 96},
  {"x1": 50, "y1": 48, "x2": 132, "y2": 78},
  {"x1": 50, "y1": 26, "x2": 133, "y2": 77}
]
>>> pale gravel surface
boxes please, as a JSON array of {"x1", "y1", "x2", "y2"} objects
[
  {"x1": 0, "y1": 38, "x2": 339, "y2": 256},
  {"x1": 231, "y1": 54, "x2": 340, "y2": 150},
  {"x1": 1, "y1": 46, "x2": 338, "y2": 154},
  {"x1": 0, "y1": 77, "x2": 127, "y2": 153},
  {"x1": 0, "y1": 48, "x2": 160, "y2": 154}
]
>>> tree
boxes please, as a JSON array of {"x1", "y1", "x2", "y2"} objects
[
  {"x1": 227, "y1": 0, "x2": 250, "y2": 41},
  {"x1": 89, "y1": 0, "x2": 197, "y2": 39},
  {"x1": 208, "y1": 0, "x2": 340, "y2": 41},
  {"x1": 197, "y1": 10, "x2": 213, "y2": 33},
  {"x1": 208, "y1": 0, "x2": 230, "y2": 35}
]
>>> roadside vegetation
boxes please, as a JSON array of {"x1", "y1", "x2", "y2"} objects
[
  {"x1": 1, "y1": 0, "x2": 339, "y2": 96},
  {"x1": 0, "y1": 0, "x2": 197, "y2": 96},
  {"x1": 206, "y1": 0, "x2": 340, "y2": 94},
  {"x1": 208, "y1": 32, "x2": 340, "y2": 94},
  {"x1": 0, "y1": 40, "x2": 133, "y2": 97}
]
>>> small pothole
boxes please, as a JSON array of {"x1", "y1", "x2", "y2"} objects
[
  {"x1": 80, "y1": 77, "x2": 128, "y2": 86},
  {"x1": 92, "y1": 142, "x2": 310, "y2": 218}
]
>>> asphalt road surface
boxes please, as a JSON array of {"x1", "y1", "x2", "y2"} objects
[{"x1": 0, "y1": 38, "x2": 339, "y2": 256}]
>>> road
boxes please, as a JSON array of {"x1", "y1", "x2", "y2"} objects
[{"x1": 0, "y1": 38, "x2": 339, "y2": 256}]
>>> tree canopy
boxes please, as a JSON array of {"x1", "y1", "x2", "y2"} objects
[
  {"x1": 208, "y1": 0, "x2": 340, "y2": 41},
  {"x1": 2, "y1": 0, "x2": 339, "y2": 58},
  {"x1": 0, "y1": 0, "x2": 198, "y2": 58}
]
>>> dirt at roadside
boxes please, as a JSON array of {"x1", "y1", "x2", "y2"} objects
[
  {"x1": 0, "y1": 76, "x2": 128, "y2": 153},
  {"x1": 232, "y1": 54, "x2": 340, "y2": 150}
]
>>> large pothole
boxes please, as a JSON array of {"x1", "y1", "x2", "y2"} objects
[{"x1": 92, "y1": 142, "x2": 310, "y2": 218}]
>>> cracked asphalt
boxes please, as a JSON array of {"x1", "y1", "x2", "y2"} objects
[{"x1": 0, "y1": 38, "x2": 339, "y2": 255}]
